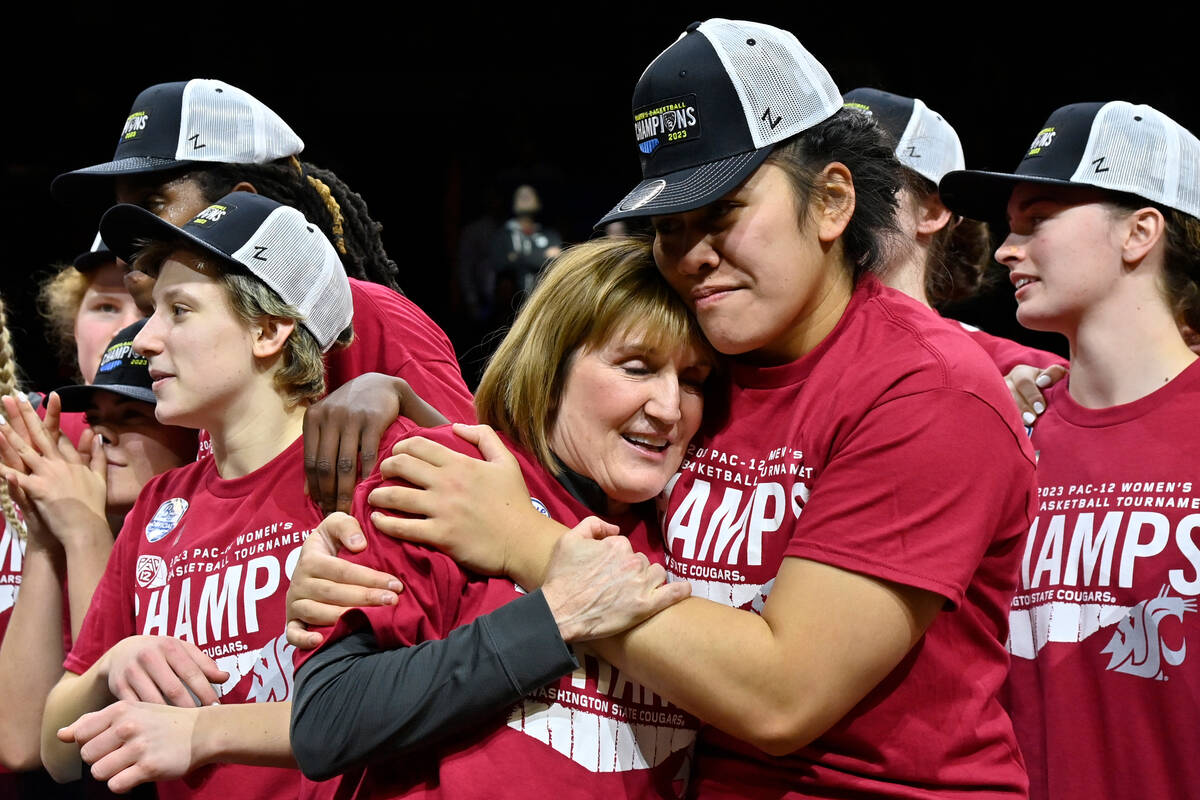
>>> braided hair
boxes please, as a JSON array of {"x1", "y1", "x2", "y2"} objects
[
  {"x1": 183, "y1": 157, "x2": 401, "y2": 292},
  {"x1": 0, "y1": 295, "x2": 26, "y2": 539}
]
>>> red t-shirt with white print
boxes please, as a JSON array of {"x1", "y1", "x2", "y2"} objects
[
  {"x1": 65, "y1": 437, "x2": 319, "y2": 800},
  {"x1": 664, "y1": 279, "x2": 1036, "y2": 798},
  {"x1": 297, "y1": 421, "x2": 699, "y2": 799},
  {"x1": 1007, "y1": 359, "x2": 1200, "y2": 800}
]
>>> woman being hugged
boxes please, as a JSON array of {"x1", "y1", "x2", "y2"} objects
[{"x1": 940, "y1": 101, "x2": 1200, "y2": 800}]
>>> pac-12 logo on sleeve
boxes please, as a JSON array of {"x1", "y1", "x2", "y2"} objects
[{"x1": 146, "y1": 498, "x2": 189, "y2": 542}]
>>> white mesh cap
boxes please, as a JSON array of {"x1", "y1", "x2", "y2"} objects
[
  {"x1": 942, "y1": 100, "x2": 1200, "y2": 222},
  {"x1": 1073, "y1": 102, "x2": 1200, "y2": 218},
  {"x1": 843, "y1": 89, "x2": 965, "y2": 185},
  {"x1": 175, "y1": 80, "x2": 303, "y2": 165},
  {"x1": 227, "y1": 206, "x2": 353, "y2": 351},
  {"x1": 99, "y1": 192, "x2": 352, "y2": 351},
  {"x1": 699, "y1": 19, "x2": 842, "y2": 149}
]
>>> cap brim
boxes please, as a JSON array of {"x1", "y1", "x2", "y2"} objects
[
  {"x1": 72, "y1": 249, "x2": 117, "y2": 273},
  {"x1": 940, "y1": 169, "x2": 1081, "y2": 223},
  {"x1": 596, "y1": 148, "x2": 771, "y2": 228},
  {"x1": 51, "y1": 157, "x2": 197, "y2": 213},
  {"x1": 55, "y1": 383, "x2": 157, "y2": 413},
  {"x1": 100, "y1": 203, "x2": 237, "y2": 273}
]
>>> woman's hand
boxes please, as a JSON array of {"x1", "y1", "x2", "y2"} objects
[
  {"x1": 1005, "y1": 363, "x2": 1067, "y2": 427},
  {"x1": 369, "y1": 424, "x2": 540, "y2": 578},
  {"x1": 542, "y1": 517, "x2": 691, "y2": 642},
  {"x1": 100, "y1": 635, "x2": 229, "y2": 707},
  {"x1": 59, "y1": 700, "x2": 200, "y2": 793},
  {"x1": 284, "y1": 512, "x2": 404, "y2": 650},
  {"x1": 303, "y1": 374, "x2": 449, "y2": 514},
  {"x1": 0, "y1": 394, "x2": 107, "y2": 545}
]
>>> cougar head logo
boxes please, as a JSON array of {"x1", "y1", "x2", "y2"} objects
[{"x1": 1100, "y1": 585, "x2": 1197, "y2": 680}]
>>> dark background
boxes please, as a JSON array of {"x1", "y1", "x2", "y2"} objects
[{"x1": 3, "y1": 5, "x2": 1193, "y2": 390}]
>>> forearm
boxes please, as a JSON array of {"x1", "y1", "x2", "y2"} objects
[
  {"x1": 0, "y1": 545, "x2": 67, "y2": 770},
  {"x1": 61, "y1": 521, "x2": 114, "y2": 641},
  {"x1": 193, "y1": 701, "x2": 295, "y2": 769},
  {"x1": 41, "y1": 668, "x2": 114, "y2": 781},
  {"x1": 291, "y1": 589, "x2": 575, "y2": 780},
  {"x1": 501, "y1": 514, "x2": 565, "y2": 591}
]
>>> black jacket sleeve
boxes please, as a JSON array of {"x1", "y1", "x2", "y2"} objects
[{"x1": 289, "y1": 588, "x2": 577, "y2": 781}]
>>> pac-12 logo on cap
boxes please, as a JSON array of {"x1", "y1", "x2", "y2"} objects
[
  {"x1": 1027, "y1": 127, "x2": 1057, "y2": 157},
  {"x1": 633, "y1": 94, "x2": 701, "y2": 156},
  {"x1": 190, "y1": 204, "x2": 229, "y2": 227},
  {"x1": 146, "y1": 497, "x2": 189, "y2": 543},
  {"x1": 121, "y1": 111, "x2": 150, "y2": 141}
]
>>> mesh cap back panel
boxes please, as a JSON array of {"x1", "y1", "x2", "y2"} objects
[
  {"x1": 1072, "y1": 102, "x2": 1200, "y2": 218},
  {"x1": 897, "y1": 99, "x2": 965, "y2": 185},
  {"x1": 229, "y1": 207, "x2": 352, "y2": 350},
  {"x1": 700, "y1": 19, "x2": 841, "y2": 149},
  {"x1": 175, "y1": 80, "x2": 304, "y2": 165}
]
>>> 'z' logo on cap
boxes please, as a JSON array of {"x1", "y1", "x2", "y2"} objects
[
  {"x1": 252, "y1": 246, "x2": 269, "y2": 261},
  {"x1": 188, "y1": 133, "x2": 206, "y2": 150}
]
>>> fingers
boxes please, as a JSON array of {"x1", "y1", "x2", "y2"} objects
[
  {"x1": 302, "y1": 407, "x2": 336, "y2": 514},
  {"x1": 1, "y1": 396, "x2": 34, "y2": 447},
  {"x1": 286, "y1": 619, "x2": 325, "y2": 651},
  {"x1": 13, "y1": 391, "x2": 61, "y2": 458},
  {"x1": 376, "y1": 452, "x2": 439, "y2": 489},
  {"x1": 291, "y1": 560, "x2": 402, "y2": 612},
  {"x1": 452, "y1": 423, "x2": 517, "y2": 466},
  {"x1": 87, "y1": 431, "x2": 108, "y2": 477},
  {"x1": 368, "y1": 511, "x2": 446, "y2": 547},
  {"x1": 387, "y1": 435, "x2": 461, "y2": 469},
  {"x1": 357, "y1": 415, "x2": 392, "y2": 478},
  {"x1": 1004, "y1": 364, "x2": 1049, "y2": 425},
  {"x1": 43, "y1": 392, "x2": 63, "y2": 441},
  {"x1": 572, "y1": 516, "x2": 621, "y2": 541},
  {"x1": 366, "y1": 483, "x2": 433, "y2": 518},
  {"x1": 333, "y1": 420, "x2": 364, "y2": 514},
  {"x1": 316, "y1": 511, "x2": 369, "y2": 553}
]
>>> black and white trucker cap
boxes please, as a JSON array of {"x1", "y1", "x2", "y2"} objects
[
  {"x1": 99, "y1": 192, "x2": 352, "y2": 351},
  {"x1": 597, "y1": 18, "x2": 842, "y2": 226},
  {"x1": 940, "y1": 101, "x2": 1200, "y2": 222},
  {"x1": 52, "y1": 79, "x2": 303, "y2": 208},
  {"x1": 842, "y1": 88, "x2": 965, "y2": 186}
]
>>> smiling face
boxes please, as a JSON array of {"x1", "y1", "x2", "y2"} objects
[
  {"x1": 84, "y1": 392, "x2": 197, "y2": 514},
  {"x1": 548, "y1": 326, "x2": 710, "y2": 513},
  {"x1": 74, "y1": 262, "x2": 145, "y2": 383},
  {"x1": 132, "y1": 252, "x2": 258, "y2": 431},
  {"x1": 998, "y1": 182, "x2": 1127, "y2": 333},
  {"x1": 651, "y1": 163, "x2": 853, "y2": 364}
]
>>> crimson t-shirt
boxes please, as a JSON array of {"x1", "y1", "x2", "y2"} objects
[
  {"x1": 65, "y1": 437, "x2": 320, "y2": 800},
  {"x1": 664, "y1": 279, "x2": 1036, "y2": 798},
  {"x1": 1007, "y1": 359, "x2": 1200, "y2": 800},
  {"x1": 298, "y1": 422, "x2": 699, "y2": 799}
]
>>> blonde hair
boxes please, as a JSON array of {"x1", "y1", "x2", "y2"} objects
[
  {"x1": 0, "y1": 295, "x2": 25, "y2": 538},
  {"x1": 135, "y1": 241, "x2": 352, "y2": 407},
  {"x1": 474, "y1": 236, "x2": 712, "y2": 473},
  {"x1": 38, "y1": 265, "x2": 90, "y2": 377}
]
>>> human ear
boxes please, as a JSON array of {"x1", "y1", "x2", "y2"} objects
[
  {"x1": 232, "y1": 180, "x2": 258, "y2": 195},
  {"x1": 1121, "y1": 207, "x2": 1166, "y2": 267},
  {"x1": 815, "y1": 162, "x2": 855, "y2": 244},
  {"x1": 251, "y1": 315, "x2": 296, "y2": 358},
  {"x1": 915, "y1": 195, "x2": 954, "y2": 237}
]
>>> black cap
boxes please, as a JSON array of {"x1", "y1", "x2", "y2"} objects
[
  {"x1": 72, "y1": 232, "x2": 117, "y2": 273},
  {"x1": 597, "y1": 19, "x2": 842, "y2": 226},
  {"x1": 56, "y1": 319, "x2": 155, "y2": 412},
  {"x1": 939, "y1": 102, "x2": 1108, "y2": 222}
]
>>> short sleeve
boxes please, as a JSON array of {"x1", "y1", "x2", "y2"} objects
[{"x1": 784, "y1": 389, "x2": 1036, "y2": 607}]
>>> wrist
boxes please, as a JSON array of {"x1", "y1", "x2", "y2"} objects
[
  {"x1": 191, "y1": 705, "x2": 222, "y2": 767},
  {"x1": 506, "y1": 513, "x2": 565, "y2": 590}
]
